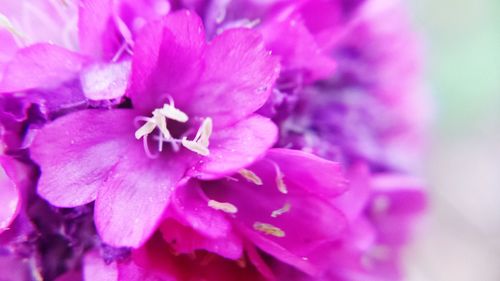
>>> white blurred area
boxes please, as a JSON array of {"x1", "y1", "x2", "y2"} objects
[{"x1": 406, "y1": 0, "x2": 500, "y2": 280}]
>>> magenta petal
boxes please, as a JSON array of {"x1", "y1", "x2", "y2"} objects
[
  {"x1": 79, "y1": 0, "x2": 120, "y2": 61},
  {"x1": 266, "y1": 148, "x2": 348, "y2": 197},
  {"x1": 128, "y1": 10, "x2": 205, "y2": 111},
  {"x1": 0, "y1": 164, "x2": 20, "y2": 232},
  {"x1": 0, "y1": 44, "x2": 87, "y2": 92},
  {"x1": 80, "y1": 60, "x2": 131, "y2": 101},
  {"x1": 203, "y1": 151, "x2": 347, "y2": 275},
  {"x1": 189, "y1": 28, "x2": 280, "y2": 127},
  {"x1": 332, "y1": 162, "x2": 371, "y2": 221},
  {"x1": 160, "y1": 219, "x2": 242, "y2": 259},
  {"x1": 84, "y1": 250, "x2": 118, "y2": 281},
  {"x1": 30, "y1": 110, "x2": 135, "y2": 207},
  {"x1": 170, "y1": 180, "x2": 232, "y2": 238},
  {"x1": 261, "y1": 16, "x2": 336, "y2": 82},
  {"x1": 94, "y1": 141, "x2": 186, "y2": 247},
  {"x1": 192, "y1": 115, "x2": 278, "y2": 180}
]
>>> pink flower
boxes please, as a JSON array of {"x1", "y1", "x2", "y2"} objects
[
  {"x1": 30, "y1": 10, "x2": 280, "y2": 248},
  {"x1": 162, "y1": 148, "x2": 348, "y2": 278}
]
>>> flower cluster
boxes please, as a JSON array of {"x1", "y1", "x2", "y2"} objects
[{"x1": 0, "y1": 0, "x2": 428, "y2": 280}]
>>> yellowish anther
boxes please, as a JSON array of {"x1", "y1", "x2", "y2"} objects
[
  {"x1": 239, "y1": 169, "x2": 263, "y2": 185},
  {"x1": 134, "y1": 119, "x2": 157, "y2": 139},
  {"x1": 271, "y1": 202, "x2": 291, "y2": 218},
  {"x1": 253, "y1": 222, "x2": 285, "y2": 238},
  {"x1": 208, "y1": 200, "x2": 238, "y2": 214},
  {"x1": 274, "y1": 164, "x2": 288, "y2": 194},
  {"x1": 160, "y1": 104, "x2": 189, "y2": 123}
]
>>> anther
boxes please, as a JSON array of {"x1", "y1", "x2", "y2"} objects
[
  {"x1": 239, "y1": 169, "x2": 263, "y2": 185},
  {"x1": 208, "y1": 200, "x2": 238, "y2": 214},
  {"x1": 253, "y1": 222, "x2": 285, "y2": 238}
]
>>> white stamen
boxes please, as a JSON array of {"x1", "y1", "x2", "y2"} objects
[
  {"x1": 271, "y1": 202, "x2": 291, "y2": 218},
  {"x1": 161, "y1": 104, "x2": 189, "y2": 123},
  {"x1": 181, "y1": 138, "x2": 210, "y2": 156},
  {"x1": 153, "y1": 109, "x2": 171, "y2": 139},
  {"x1": 253, "y1": 222, "x2": 285, "y2": 238},
  {"x1": 208, "y1": 200, "x2": 238, "y2": 214},
  {"x1": 239, "y1": 169, "x2": 263, "y2": 185},
  {"x1": 195, "y1": 118, "x2": 212, "y2": 147},
  {"x1": 181, "y1": 117, "x2": 212, "y2": 156},
  {"x1": 135, "y1": 119, "x2": 156, "y2": 139}
]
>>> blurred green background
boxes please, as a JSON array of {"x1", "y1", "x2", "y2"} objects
[{"x1": 407, "y1": 0, "x2": 500, "y2": 280}]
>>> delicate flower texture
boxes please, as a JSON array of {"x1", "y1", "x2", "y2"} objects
[
  {"x1": 30, "y1": 10, "x2": 279, "y2": 248},
  {"x1": 0, "y1": 0, "x2": 428, "y2": 280}
]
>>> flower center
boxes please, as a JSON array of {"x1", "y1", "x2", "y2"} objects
[{"x1": 134, "y1": 100, "x2": 212, "y2": 159}]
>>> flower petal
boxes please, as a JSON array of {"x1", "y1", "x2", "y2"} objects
[
  {"x1": 191, "y1": 115, "x2": 278, "y2": 180},
  {"x1": 202, "y1": 150, "x2": 348, "y2": 275},
  {"x1": 170, "y1": 180, "x2": 232, "y2": 238},
  {"x1": 78, "y1": 0, "x2": 120, "y2": 61},
  {"x1": 0, "y1": 163, "x2": 20, "y2": 232},
  {"x1": 0, "y1": 44, "x2": 87, "y2": 92},
  {"x1": 94, "y1": 138, "x2": 186, "y2": 247},
  {"x1": 128, "y1": 10, "x2": 205, "y2": 112},
  {"x1": 80, "y1": 60, "x2": 131, "y2": 101},
  {"x1": 188, "y1": 28, "x2": 280, "y2": 128},
  {"x1": 30, "y1": 110, "x2": 135, "y2": 207},
  {"x1": 261, "y1": 16, "x2": 336, "y2": 82},
  {"x1": 266, "y1": 148, "x2": 348, "y2": 197},
  {"x1": 160, "y1": 219, "x2": 242, "y2": 260}
]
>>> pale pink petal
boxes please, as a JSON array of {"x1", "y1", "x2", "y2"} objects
[
  {"x1": 80, "y1": 60, "x2": 131, "y2": 101},
  {"x1": 0, "y1": 44, "x2": 87, "y2": 92},
  {"x1": 79, "y1": 0, "x2": 121, "y2": 61}
]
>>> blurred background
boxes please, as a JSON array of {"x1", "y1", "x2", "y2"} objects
[{"x1": 406, "y1": 0, "x2": 500, "y2": 280}]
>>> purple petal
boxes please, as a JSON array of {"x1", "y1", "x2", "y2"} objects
[
  {"x1": 30, "y1": 110, "x2": 135, "y2": 207},
  {"x1": 170, "y1": 180, "x2": 232, "y2": 238},
  {"x1": 94, "y1": 137, "x2": 186, "y2": 247},
  {"x1": 202, "y1": 150, "x2": 348, "y2": 275},
  {"x1": 80, "y1": 60, "x2": 131, "y2": 101},
  {"x1": 332, "y1": 162, "x2": 371, "y2": 221},
  {"x1": 191, "y1": 115, "x2": 278, "y2": 180},
  {"x1": 79, "y1": 0, "x2": 121, "y2": 61},
  {"x1": 160, "y1": 219, "x2": 243, "y2": 259},
  {"x1": 128, "y1": 10, "x2": 205, "y2": 112},
  {"x1": 266, "y1": 148, "x2": 348, "y2": 197},
  {"x1": 0, "y1": 164, "x2": 20, "y2": 232},
  {"x1": 188, "y1": 28, "x2": 280, "y2": 127},
  {"x1": 0, "y1": 44, "x2": 87, "y2": 92},
  {"x1": 261, "y1": 15, "x2": 336, "y2": 82}
]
